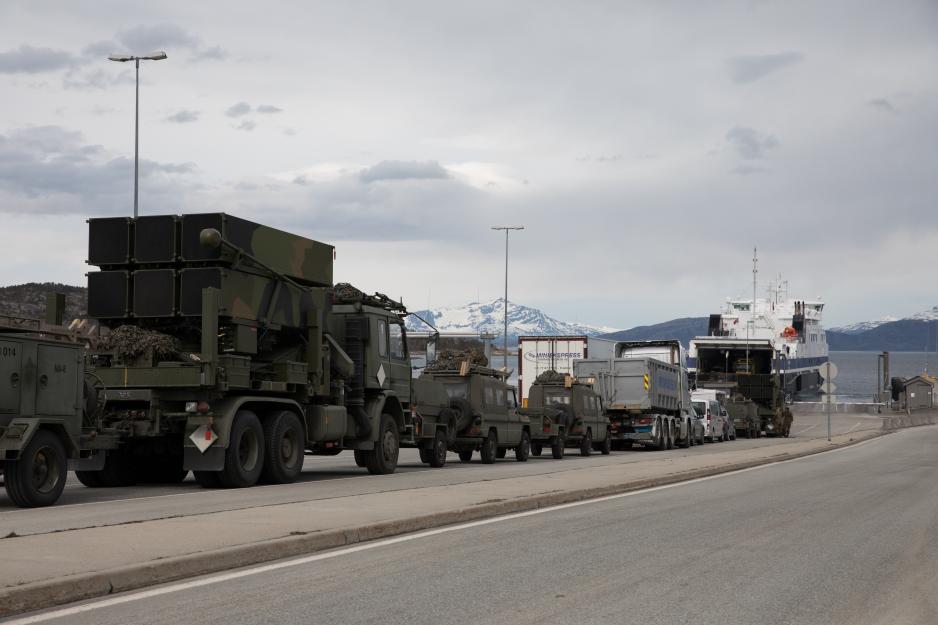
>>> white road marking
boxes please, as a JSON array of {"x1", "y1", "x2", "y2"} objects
[
  {"x1": 3, "y1": 433, "x2": 890, "y2": 625},
  {"x1": 793, "y1": 424, "x2": 818, "y2": 435},
  {"x1": 845, "y1": 421, "x2": 863, "y2": 434}
]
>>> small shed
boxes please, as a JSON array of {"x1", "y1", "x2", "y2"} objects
[{"x1": 899, "y1": 376, "x2": 935, "y2": 411}]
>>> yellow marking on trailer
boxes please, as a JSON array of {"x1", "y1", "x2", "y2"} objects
[
  {"x1": 643, "y1": 374, "x2": 649, "y2": 390},
  {"x1": 123, "y1": 367, "x2": 128, "y2": 388}
]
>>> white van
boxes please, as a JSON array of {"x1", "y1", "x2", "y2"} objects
[{"x1": 691, "y1": 389, "x2": 728, "y2": 442}]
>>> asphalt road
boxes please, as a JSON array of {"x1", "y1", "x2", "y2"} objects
[
  {"x1": 0, "y1": 411, "x2": 880, "y2": 537},
  {"x1": 7, "y1": 423, "x2": 935, "y2": 625}
]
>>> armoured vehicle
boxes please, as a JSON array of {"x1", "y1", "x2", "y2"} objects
[
  {"x1": 0, "y1": 334, "x2": 90, "y2": 507},
  {"x1": 421, "y1": 359, "x2": 531, "y2": 464},
  {"x1": 80, "y1": 213, "x2": 452, "y2": 490},
  {"x1": 522, "y1": 370, "x2": 610, "y2": 458},
  {"x1": 575, "y1": 340, "x2": 691, "y2": 450}
]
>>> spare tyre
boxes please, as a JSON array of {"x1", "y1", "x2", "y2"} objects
[
  {"x1": 549, "y1": 403, "x2": 574, "y2": 429},
  {"x1": 449, "y1": 398, "x2": 475, "y2": 433}
]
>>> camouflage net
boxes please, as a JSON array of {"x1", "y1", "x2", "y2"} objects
[
  {"x1": 333, "y1": 283, "x2": 364, "y2": 302},
  {"x1": 534, "y1": 369, "x2": 568, "y2": 385},
  {"x1": 99, "y1": 325, "x2": 181, "y2": 361},
  {"x1": 424, "y1": 348, "x2": 489, "y2": 372}
]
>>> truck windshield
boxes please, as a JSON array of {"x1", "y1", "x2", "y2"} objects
[
  {"x1": 443, "y1": 381, "x2": 469, "y2": 400},
  {"x1": 544, "y1": 392, "x2": 570, "y2": 405}
]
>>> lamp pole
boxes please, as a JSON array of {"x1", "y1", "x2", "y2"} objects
[
  {"x1": 491, "y1": 226, "x2": 524, "y2": 371},
  {"x1": 108, "y1": 51, "x2": 167, "y2": 218}
]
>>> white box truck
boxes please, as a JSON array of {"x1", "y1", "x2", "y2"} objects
[{"x1": 517, "y1": 335, "x2": 616, "y2": 407}]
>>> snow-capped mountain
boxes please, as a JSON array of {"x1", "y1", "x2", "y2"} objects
[
  {"x1": 831, "y1": 306, "x2": 938, "y2": 334},
  {"x1": 406, "y1": 298, "x2": 617, "y2": 342}
]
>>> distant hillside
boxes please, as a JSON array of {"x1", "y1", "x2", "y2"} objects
[
  {"x1": 600, "y1": 317, "x2": 708, "y2": 348},
  {"x1": 827, "y1": 320, "x2": 937, "y2": 351},
  {"x1": 0, "y1": 283, "x2": 86, "y2": 321}
]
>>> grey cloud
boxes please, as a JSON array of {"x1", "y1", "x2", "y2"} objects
[
  {"x1": 728, "y1": 51, "x2": 803, "y2": 84},
  {"x1": 235, "y1": 120, "x2": 256, "y2": 132},
  {"x1": 867, "y1": 98, "x2": 896, "y2": 113},
  {"x1": 732, "y1": 165, "x2": 768, "y2": 176},
  {"x1": 194, "y1": 45, "x2": 228, "y2": 61},
  {"x1": 359, "y1": 160, "x2": 449, "y2": 183},
  {"x1": 726, "y1": 126, "x2": 779, "y2": 159},
  {"x1": 165, "y1": 110, "x2": 200, "y2": 123},
  {"x1": 81, "y1": 41, "x2": 116, "y2": 59},
  {"x1": 226, "y1": 102, "x2": 252, "y2": 117},
  {"x1": 116, "y1": 23, "x2": 199, "y2": 51},
  {"x1": 0, "y1": 45, "x2": 76, "y2": 74},
  {"x1": 0, "y1": 125, "x2": 194, "y2": 212},
  {"x1": 62, "y1": 68, "x2": 134, "y2": 90},
  {"x1": 576, "y1": 154, "x2": 621, "y2": 163},
  {"x1": 256, "y1": 104, "x2": 283, "y2": 114}
]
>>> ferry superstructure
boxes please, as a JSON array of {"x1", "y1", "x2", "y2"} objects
[{"x1": 688, "y1": 295, "x2": 829, "y2": 396}]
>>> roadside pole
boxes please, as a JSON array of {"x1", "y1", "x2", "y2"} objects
[{"x1": 826, "y1": 361, "x2": 831, "y2": 442}]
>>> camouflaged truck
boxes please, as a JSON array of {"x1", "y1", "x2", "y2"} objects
[
  {"x1": 79, "y1": 213, "x2": 453, "y2": 490},
  {"x1": 421, "y1": 360, "x2": 531, "y2": 463},
  {"x1": 522, "y1": 370, "x2": 610, "y2": 458}
]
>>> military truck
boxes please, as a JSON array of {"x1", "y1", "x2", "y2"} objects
[
  {"x1": 421, "y1": 356, "x2": 531, "y2": 464},
  {"x1": 522, "y1": 370, "x2": 610, "y2": 458},
  {"x1": 79, "y1": 213, "x2": 452, "y2": 490},
  {"x1": 574, "y1": 340, "x2": 690, "y2": 450}
]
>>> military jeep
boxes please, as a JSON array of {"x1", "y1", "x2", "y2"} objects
[
  {"x1": 420, "y1": 363, "x2": 531, "y2": 464},
  {"x1": 523, "y1": 371, "x2": 610, "y2": 458}
]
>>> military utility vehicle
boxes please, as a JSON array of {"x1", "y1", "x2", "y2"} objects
[
  {"x1": 79, "y1": 213, "x2": 452, "y2": 491},
  {"x1": 421, "y1": 359, "x2": 531, "y2": 464},
  {"x1": 522, "y1": 370, "x2": 610, "y2": 458}
]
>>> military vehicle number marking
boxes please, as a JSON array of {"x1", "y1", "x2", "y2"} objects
[{"x1": 0, "y1": 346, "x2": 17, "y2": 357}]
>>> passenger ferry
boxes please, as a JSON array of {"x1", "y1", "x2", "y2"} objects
[{"x1": 688, "y1": 289, "x2": 830, "y2": 397}]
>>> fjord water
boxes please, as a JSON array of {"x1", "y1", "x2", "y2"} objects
[{"x1": 829, "y1": 351, "x2": 936, "y2": 400}]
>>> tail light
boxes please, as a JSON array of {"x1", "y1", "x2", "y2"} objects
[
  {"x1": 706, "y1": 410, "x2": 712, "y2": 422},
  {"x1": 636, "y1": 417, "x2": 654, "y2": 425}
]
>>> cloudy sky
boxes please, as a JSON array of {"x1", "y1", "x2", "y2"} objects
[{"x1": 1, "y1": 0, "x2": 936, "y2": 329}]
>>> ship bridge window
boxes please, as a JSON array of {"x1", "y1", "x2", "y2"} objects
[{"x1": 733, "y1": 304, "x2": 750, "y2": 311}]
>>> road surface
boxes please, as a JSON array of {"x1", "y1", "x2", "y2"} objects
[{"x1": 6, "y1": 422, "x2": 935, "y2": 625}]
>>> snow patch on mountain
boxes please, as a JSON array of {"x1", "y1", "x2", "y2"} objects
[
  {"x1": 831, "y1": 306, "x2": 938, "y2": 334},
  {"x1": 406, "y1": 298, "x2": 617, "y2": 340}
]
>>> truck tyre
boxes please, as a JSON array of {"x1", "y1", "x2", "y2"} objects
[
  {"x1": 623, "y1": 439, "x2": 634, "y2": 449},
  {"x1": 458, "y1": 448, "x2": 473, "y2": 463},
  {"x1": 429, "y1": 429, "x2": 448, "y2": 468},
  {"x1": 354, "y1": 449, "x2": 368, "y2": 467},
  {"x1": 580, "y1": 429, "x2": 592, "y2": 457},
  {"x1": 194, "y1": 471, "x2": 221, "y2": 488},
  {"x1": 449, "y1": 399, "x2": 474, "y2": 433},
  {"x1": 655, "y1": 419, "x2": 667, "y2": 451},
  {"x1": 140, "y1": 457, "x2": 188, "y2": 484},
  {"x1": 666, "y1": 422, "x2": 674, "y2": 450},
  {"x1": 75, "y1": 469, "x2": 105, "y2": 488},
  {"x1": 551, "y1": 433, "x2": 565, "y2": 459},
  {"x1": 261, "y1": 411, "x2": 305, "y2": 484},
  {"x1": 419, "y1": 447, "x2": 433, "y2": 464},
  {"x1": 98, "y1": 450, "x2": 137, "y2": 487},
  {"x1": 496, "y1": 447, "x2": 507, "y2": 459},
  {"x1": 364, "y1": 414, "x2": 400, "y2": 475},
  {"x1": 682, "y1": 420, "x2": 692, "y2": 448},
  {"x1": 531, "y1": 441, "x2": 543, "y2": 457},
  {"x1": 4, "y1": 430, "x2": 67, "y2": 508},
  {"x1": 515, "y1": 431, "x2": 531, "y2": 462},
  {"x1": 698, "y1": 428, "x2": 705, "y2": 446},
  {"x1": 600, "y1": 433, "x2": 611, "y2": 455},
  {"x1": 218, "y1": 410, "x2": 265, "y2": 488},
  {"x1": 480, "y1": 431, "x2": 497, "y2": 464}
]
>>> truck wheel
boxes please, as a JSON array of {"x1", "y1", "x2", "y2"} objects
[
  {"x1": 623, "y1": 440, "x2": 634, "y2": 449},
  {"x1": 260, "y1": 411, "x2": 305, "y2": 484},
  {"x1": 551, "y1": 434, "x2": 566, "y2": 459},
  {"x1": 364, "y1": 414, "x2": 400, "y2": 475},
  {"x1": 531, "y1": 441, "x2": 543, "y2": 457},
  {"x1": 458, "y1": 448, "x2": 473, "y2": 463},
  {"x1": 515, "y1": 431, "x2": 531, "y2": 462},
  {"x1": 698, "y1": 428, "x2": 705, "y2": 446},
  {"x1": 600, "y1": 433, "x2": 611, "y2": 455},
  {"x1": 194, "y1": 471, "x2": 221, "y2": 488},
  {"x1": 666, "y1": 423, "x2": 675, "y2": 450},
  {"x1": 419, "y1": 447, "x2": 432, "y2": 464},
  {"x1": 97, "y1": 450, "x2": 137, "y2": 487},
  {"x1": 496, "y1": 447, "x2": 507, "y2": 459},
  {"x1": 580, "y1": 429, "x2": 592, "y2": 457},
  {"x1": 480, "y1": 431, "x2": 498, "y2": 464},
  {"x1": 75, "y1": 469, "x2": 104, "y2": 488},
  {"x1": 429, "y1": 429, "x2": 448, "y2": 468},
  {"x1": 140, "y1": 457, "x2": 188, "y2": 484},
  {"x1": 354, "y1": 449, "x2": 368, "y2": 467},
  {"x1": 655, "y1": 420, "x2": 667, "y2": 451},
  {"x1": 449, "y1": 399, "x2": 474, "y2": 433},
  {"x1": 4, "y1": 430, "x2": 67, "y2": 508},
  {"x1": 218, "y1": 410, "x2": 265, "y2": 488}
]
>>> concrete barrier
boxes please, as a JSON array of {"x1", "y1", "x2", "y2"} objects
[
  {"x1": 881, "y1": 412, "x2": 938, "y2": 430},
  {"x1": 791, "y1": 402, "x2": 885, "y2": 415}
]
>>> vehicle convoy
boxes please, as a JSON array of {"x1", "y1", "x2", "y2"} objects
[
  {"x1": 421, "y1": 350, "x2": 531, "y2": 464},
  {"x1": 73, "y1": 213, "x2": 456, "y2": 495},
  {"x1": 521, "y1": 370, "x2": 610, "y2": 458},
  {"x1": 574, "y1": 340, "x2": 692, "y2": 450}
]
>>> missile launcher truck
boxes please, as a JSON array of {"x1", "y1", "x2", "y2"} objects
[
  {"x1": 76, "y1": 213, "x2": 454, "y2": 491},
  {"x1": 520, "y1": 370, "x2": 610, "y2": 458}
]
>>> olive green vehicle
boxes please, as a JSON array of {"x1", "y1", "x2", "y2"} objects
[
  {"x1": 421, "y1": 364, "x2": 531, "y2": 464},
  {"x1": 0, "y1": 334, "x2": 95, "y2": 507},
  {"x1": 78, "y1": 213, "x2": 452, "y2": 491},
  {"x1": 522, "y1": 371, "x2": 610, "y2": 458}
]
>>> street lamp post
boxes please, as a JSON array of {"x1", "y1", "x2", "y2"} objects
[
  {"x1": 108, "y1": 51, "x2": 167, "y2": 218},
  {"x1": 491, "y1": 226, "x2": 524, "y2": 371}
]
